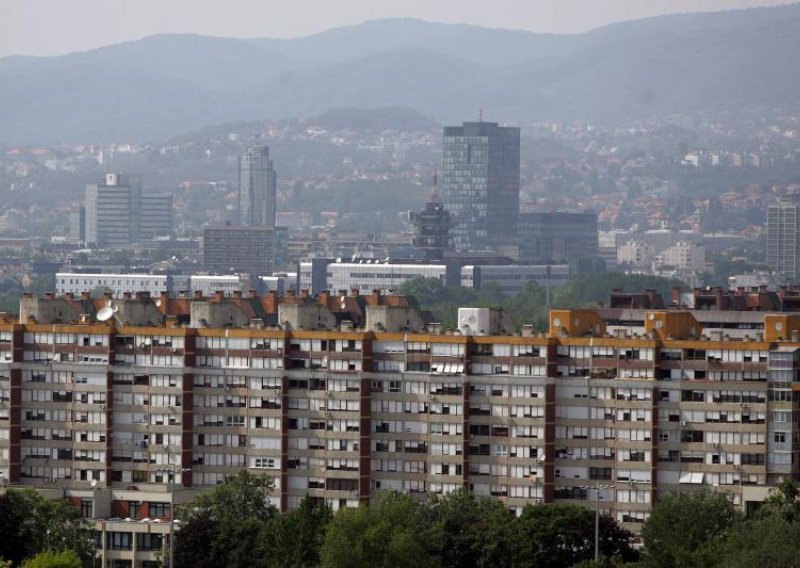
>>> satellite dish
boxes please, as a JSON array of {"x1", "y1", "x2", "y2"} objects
[
  {"x1": 155, "y1": 299, "x2": 162, "y2": 307},
  {"x1": 96, "y1": 307, "x2": 114, "y2": 322},
  {"x1": 112, "y1": 305, "x2": 119, "y2": 313},
  {"x1": 90, "y1": 479, "x2": 98, "y2": 488}
]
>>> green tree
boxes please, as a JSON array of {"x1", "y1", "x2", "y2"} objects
[
  {"x1": 320, "y1": 492, "x2": 438, "y2": 568},
  {"x1": 0, "y1": 488, "x2": 95, "y2": 566},
  {"x1": 173, "y1": 509, "x2": 222, "y2": 568},
  {"x1": 20, "y1": 550, "x2": 82, "y2": 568},
  {"x1": 755, "y1": 478, "x2": 800, "y2": 523},
  {"x1": 423, "y1": 488, "x2": 515, "y2": 568},
  {"x1": 552, "y1": 272, "x2": 686, "y2": 308},
  {"x1": 400, "y1": 278, "x2": 549, "y2": 332},
  {"x1": 512, "y1": 503, "x2": 636, "y2": 568},
  {"x1": 176, "y1": 471, "x2": 276, "y2": 568},
  {"x1": 261, "y1": 497, "x2": 332, "y2": 568},
  {"x1": 701, "y1": 515, "x2": 800, "y2": 568},
  {"x1": 640, "y1": 491, "x2": 740, "y2": 568}
]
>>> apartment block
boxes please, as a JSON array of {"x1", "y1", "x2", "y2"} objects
[{"x1": 3, "y1": 294, "x2": 800, "y2": 566}]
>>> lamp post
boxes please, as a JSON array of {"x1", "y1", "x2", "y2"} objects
[
  {"x1": 580, "y1": 480, "x2": 615, "y2": 562},
  {"x1": 160, "y1": 446, "x2": 189, "y2": 568}
]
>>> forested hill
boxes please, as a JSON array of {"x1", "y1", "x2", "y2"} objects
[{"x1": 2, "y1": 4, "x2": 800, "y2": 144}]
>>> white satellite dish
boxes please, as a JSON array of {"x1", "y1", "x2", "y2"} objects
[
  {"x1": 155, "y1": 299, "x2": 162, "y2": 307},
  {"x1": 96, "y1": 307, "x2": 114, "y2": 322},
  {"x1": 112, "y1": 304, "x2": 119, "y2": 313},
  {"x1": 90, "y1": 479, "x2": 98, "y2": 488}
]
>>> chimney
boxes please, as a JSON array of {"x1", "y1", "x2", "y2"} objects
[
  {"x1": 103, "y1": 291, "x2": 113, "y2": 300},
  {"x1": 165, "y1": 315, "x2": 179, "y2": 329},
  {"x1": 351, "y1": 288, "x2": 360, "y2": 297},
  {"x1": 65, "y1": 292, "x2": 75, "y2": 300},
  {"x1": 80, "y1": 292, "x2": 90, "y2": 300},
  {"x1": 213, "y1": 290, "x2": 224, "y2": 303},
  {"x1": 159, "y1": 292, "x2": 169, "y2": 310},
  {"x1": 671, "y1": 286, "x2": 681, "y2": 305},
  {"x1": 123, "y1": 292, "x2": 132, "y2": 300},
  {"x1": 300, "y1": 289, "x2": 309, "y2": 300},
  {"x1": 194, "y1": 290, "x2": 203, "y2": 299},
  {"x1": 338, "y1": 290, "x2": 347, "y2": 298},
  {"x1": 44, "y1": 292, "x2": 54, "y2": 300},
  {"x1": 22, "y1": 292, "x2": 33, "y2": 299},
  {"x1": 232, "y1": 290, "x2": 242, "y2": 299},
  {"x1": 318, "y1": 290, "x2": 330, "y2": 307},
  {"x1": 248, "y1": 289, "x2": 258, "y2": 298},
  {"x1": 521, "y1": 324, "x2": 535, "y2": 337}
]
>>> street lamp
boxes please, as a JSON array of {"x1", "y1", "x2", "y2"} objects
[
  {"x1": 580, "y1": 480, "x2": 615, "y2": 562},
  {"x1": 160, "y1": 445, "x2": 190, "y2": 568}
]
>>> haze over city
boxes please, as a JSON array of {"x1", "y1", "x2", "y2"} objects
[
  {"x1": 0, "y1": 0, "x2": 794, "y2": 58},
  {"x1": 2, "y1": 2, "x2": 800, "y2": 567}
]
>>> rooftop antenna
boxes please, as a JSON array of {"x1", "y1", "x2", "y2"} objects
[{"x1": 479, "y1": 108, "x2": 483, "y2": 123}]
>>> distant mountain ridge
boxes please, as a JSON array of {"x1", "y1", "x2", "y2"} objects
[{"x1": 1, "y1": 4, "x2": 800, "y2": 145}]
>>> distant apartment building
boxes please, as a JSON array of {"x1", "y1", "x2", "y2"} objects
[
  {"x1": 68, "y1": 207, "x2": 86, "y2": 243},
  {"x1": 203, "y1": 225, "x2": 274, "y2": 275},
  {"x1": 239, "y1": 146, "x2": 277, "y2": 228},
  {"x1": 518, "y1": 211, "x2": 599, "y2": 264},
  {"x1": 441, "y1": 122, "x2": 520, "y2": 252},
  {"x1": 655, "y1": 241, "x2": 707, "y2": 272},
  {"x1": 767, "y1": 197, "x2": 800, "y2": 278},
  {"x1": 617, "y1": 241, "x2": 656, "y2": 269},
  {"x1": 84, "y1": 174, "x2": 172, "y2": 247}
]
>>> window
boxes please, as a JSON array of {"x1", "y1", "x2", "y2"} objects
[{"x1": 148, "y1": 502, "x2": 170, "y2": 518}]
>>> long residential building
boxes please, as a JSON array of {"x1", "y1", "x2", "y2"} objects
[{"x1": 3, "y1": 292, "x2": 800, "y2": 566}]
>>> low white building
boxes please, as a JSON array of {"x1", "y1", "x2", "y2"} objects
[
  {"x1": 326, "y1": 262, "x2": 447, "y2": 294},
  {"x1": 616, "y1": 241, "x2": 655, "y2": 268},
  {"x1": 656, "y1": 241, "x2": 707, "y2": 272}
]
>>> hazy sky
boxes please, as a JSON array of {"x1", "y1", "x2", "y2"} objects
[{"x1": 1, "y1": 0, "x2": 794, "y2": 59}]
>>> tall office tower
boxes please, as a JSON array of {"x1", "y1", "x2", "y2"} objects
[
  {"x1": 767, "y1": 197, "x2": 800, "y2": 278},
  {"x1": 84, "y1": 173, "x2": 172, "y2": 246},
  {"x1": 518, "y1": 211, "x2": 599, "y2": 264},
  {"x1": 441, "y1": 122, "x2": 520, "y2": 252},
  {"x1": 239, "y1": 146, "x2": 277, "y2": 228}
]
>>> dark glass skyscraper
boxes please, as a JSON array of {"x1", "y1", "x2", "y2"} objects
[
  {"x1": 441, "y1": 122, "x2": 520, "y2": 252},
  {"x1": 239, "y1": 146, "x2": 277, "y2": 228}
]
